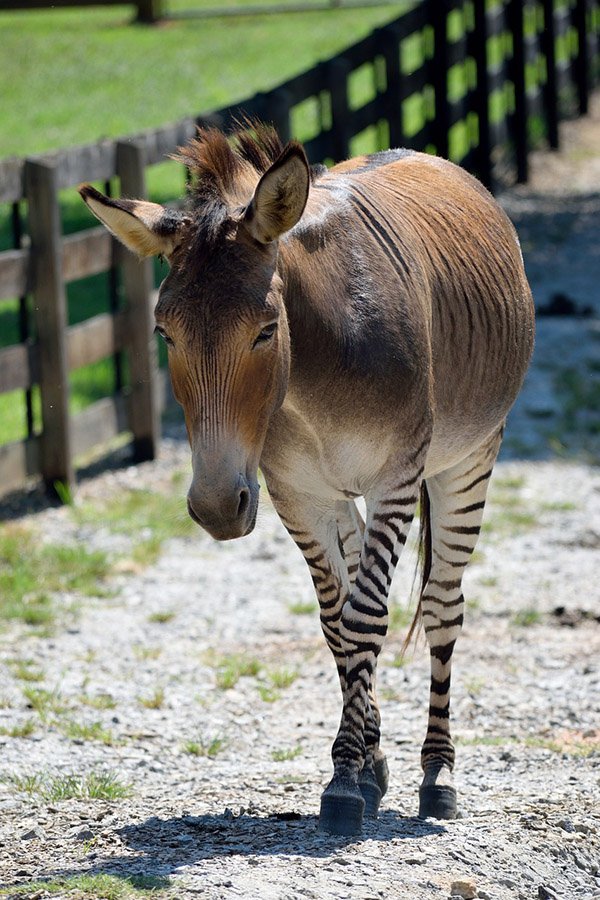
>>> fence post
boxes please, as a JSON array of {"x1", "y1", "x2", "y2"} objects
[
  {"x1": 135, "y1": 0, "x2": 163, "y2": 23},
  {"x1": 269, "y1": 89, "x2": 292, "y2": 143},
  {"x1": 472, "y1": 0, "x2": 493, "y2": 187},
  {"x1": 116, "y1": 140, "x2": 159, "y2": 463},
  {"x1": 541, "y1": 0, "x2": 560, "y2": 149},
  {"x1": 430, "y1": 0, "x2": 452, "y2": 159},
  {"x1": 328, "y1": 58, "x2": 352, "y2": 162},
  {"x1": 573, "y1": 0, "x2": 590, "y2": 114},
  {"x1": 381, "y1": 24, "x2": 404, "y2": 149},
  {"x1": 508, "y1": 0, "x2": 528, "y2": 183},
  {"x1": 25, "y1": 160, "x2": 74, "y2": 498}
]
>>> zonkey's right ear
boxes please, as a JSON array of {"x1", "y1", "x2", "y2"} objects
[{"x1": 78, "y1": 184, "x2": 190, "y2": 259}]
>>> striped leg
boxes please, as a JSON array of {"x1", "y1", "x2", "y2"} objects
[
  {"x1": 337, "y1": 502, "x2": 388, "y2": 813},
  {"x1": 320, "y1": 469, "x2": 422, "y2": 834},
  {"x1": 418, "y1": 430, "x2": 502, "y2": 819}
]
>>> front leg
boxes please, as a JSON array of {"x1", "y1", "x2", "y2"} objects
[{"x1": 320, "y1": 470, "x2": 422, "y2": 834}]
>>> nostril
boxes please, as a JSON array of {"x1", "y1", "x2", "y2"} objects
[{"x1": 237, "y1": 486, "x2": 250, "y2": 519}]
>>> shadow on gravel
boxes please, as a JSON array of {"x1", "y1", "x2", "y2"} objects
[
  {"x1": 31, "y1": 812, "x2": 446, "y2": 886},
  {"x1": 116, "y1": 810, "x2": 446, "y2": 858}
]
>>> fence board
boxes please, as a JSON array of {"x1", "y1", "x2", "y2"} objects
[
  {"x1": 71, "y1": 393, "x2": 129, "y2": 459},
  {"x1": 0, "y1": 342, "x2": 39, "y2": 393},
  {"x1": 62, "y1": 228, "x2": 114, "y2": 283},
  {"x1": 0, "y1": 437, "x2": 41, "y2": 496},
  {"x1": 0, "y1": 248, "x2": 29, "y2": 300},
  {"x1": 67, "y1": 311, "x2": 127, "y2": 371}
]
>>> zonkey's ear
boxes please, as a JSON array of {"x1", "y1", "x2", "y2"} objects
[
  {"x1": 78, "y1": 184, "x2": 190, "y2": 259},
  {"x1": 243, "y1": 142, "x2": 310, "y2": 244}
]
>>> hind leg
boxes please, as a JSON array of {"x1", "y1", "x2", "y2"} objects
[{"x1": 419, "y1": 429, "x2": 502, "y2": 819}]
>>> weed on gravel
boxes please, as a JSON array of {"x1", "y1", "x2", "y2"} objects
[
  {"x1": 0, "y1": 524, "x2": 111, "y2": 627},
  {"x1": 182, "y1": 736, "x2": 227, "y2": 758},
  {"x1": 4, "y1": 770, "x2": 132, "y2": 801},
  {"x1": 0, "y1": 873, "x2": 170, "y2": 899},
  {"x1": 75, "y1": 488, "x2": 198, "y2": 566}
]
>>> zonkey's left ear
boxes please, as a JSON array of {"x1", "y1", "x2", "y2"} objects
[
  {"x1": 243, "y1": 142, "x2": 310, "y2": 244},
  {"x1": 78, "y1": 184, "x2": 190, "y2": 259}
]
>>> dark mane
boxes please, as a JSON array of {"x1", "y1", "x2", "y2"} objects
[{"x1": 174, "y1": 121, "x2": 286, "y2": 209}]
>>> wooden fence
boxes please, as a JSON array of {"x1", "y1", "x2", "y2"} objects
[
  {"x1": 0, "y1": 0, "x2": 599, "y2": 500},
  {"x1": 1, "y1": 0, "x2": 163, "y2": 25}
]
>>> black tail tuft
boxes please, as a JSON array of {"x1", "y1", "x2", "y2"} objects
[{"x1": 402, "y1": 480, "x2": 431, "y2": 652}]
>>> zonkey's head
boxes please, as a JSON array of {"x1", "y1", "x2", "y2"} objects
[{"x1": 80, "y1": 127, "x2": 310, "y2": 540}]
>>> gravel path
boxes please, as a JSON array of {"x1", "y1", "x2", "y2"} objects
[{"x1": 1, "y1": 100, "x2": 600, "y2": 900}]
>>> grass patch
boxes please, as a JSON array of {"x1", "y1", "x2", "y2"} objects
[
  {"x1": 258, "y1": 684, "x2": 281, "y2": 703},
  {"x1": 138, "y1": 687, "x2": 165, "y2": 710},
  {"x1": 133, "y1": 644, "x2": 162, "y2": 661},
  {"x1": 60, "y1": 719, "x2": 116, "y2": 745},
  {"x1": 76, "y1": 488, "x2": 196, "y2": 567},
  {"x1": 457, "y1": 732, "x2": 600, "y2": 758},
  {"x1": 147, "y1": 610, "x2": 176, "y2": 624},
  {"x1": 0, "y1": 524, "x2": 111, "y2": 627},
  {"x1": 23, "y1": 687, "x2": 68, "y2": 719},
  {"x1": 182, "y1": 736, "x2": 227, "y2": 758},
  {"x1": 9, "y1": 659, "x2": 45, "y2": 682},
  {"x1": 388, "y1": 602, "x2": 413, "y2": 632},
  {"x1": 0, "y1": 874, "x2": 169, "y2": 899},
  {"x1": 266, "y1": 667, "x2": 299, "y2": 689},
  {"x1": 209, "y1": 653, "x2": 262, "y2": 690},
  {"x1": 511, "y1": 607, "x2": 543, "y2": 627},
  {"x1": 288, "y1": 601, "x2": 317, "y2": 616},
  {"x1": 0, "y1": 719, "x2": 36, "y2": 738},
  {"x1": 0, "y1": 4, "x2": 405, "y2": 160},
  {"x1": 4, "y1": 770, "x2": 132, "y2": 802},
  {"x1": 79, "y1": 692, "x2": 117, "y2": 710},
  {"x1": 272, "y1": 745, "x2": 303, "y2": 762}
]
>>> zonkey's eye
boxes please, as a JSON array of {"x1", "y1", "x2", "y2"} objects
[
  {"x1": 253, "y1": 322, "x2": 277, "y2": 348},
  {"x1": 154, "y1": 326, "x2": 173, "y2": 346}
]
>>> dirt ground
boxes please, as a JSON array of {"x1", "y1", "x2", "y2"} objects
[{"x1": 1, "y1": 98, "x2": 600, "y2": 900}]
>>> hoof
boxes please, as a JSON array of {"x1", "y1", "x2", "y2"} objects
[
  {"x1": 358, "y1": 778, "x2": 382, "y2": 817},
  {"x1": 319, "y1": 781, "x2": 365, "y2": 835},
  {"x1": 373, "y1": 754, "x2": 389, "y2": 798},
  {"x1": 418, "y1": 784, "x2": 457, "y2": 820}
]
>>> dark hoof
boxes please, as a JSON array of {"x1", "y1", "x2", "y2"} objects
[
  {"x1": 358, "y1": 779, "x2": 382, "y2": 817},
  {"x1": 319, "y1": 787, "x2": 365, "y2": 835},
  {"x1": 418, "y1": 784, "x2": 457, "y2": 820},
  {"x1": 373, "y1": 755, "x2": 389, "y2": 797}
]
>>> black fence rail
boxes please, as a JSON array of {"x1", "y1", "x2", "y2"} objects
[{"x1": 0, "y1": 0, "x2": 599, "y2": 500}]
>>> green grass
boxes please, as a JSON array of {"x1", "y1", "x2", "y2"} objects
[
  {"x1": 23, "y1": 687, "x2": 68, "y2": 719},
  {"x1": 148, "y1": 609, "x2": 177, "y2": 624},
  {"x1": 511, "y1": 607, "x2": 543, "y2": 627},
  {"x1": 75, "y1": 486, "x2": 196, "y2": 565},
  {"x1": 0, "y1": 4, "x2": 407, "y2": 160},
  {"x1": 138, "y1": 687, "x2": 165, "y2": 709},
  {"x1": 79, "y1": 691, "x2": 117, "y2": 710},
  {"x1": 266, "y1": 666, "x2": 299, "y2": 689},
  {"x1": 0, "y1": 524, "x2": 111, "y2": 627},
  {"x1": 9, "y1": 659, "x2": 45, "y2": 682},
  {"x1": 0, "y1": 719, "x2": 36, "y2": 738},
  {"x1": 272, "y1": 744, "x2": 302, "y2": 762},
  {"x1": 0, "y1": 874, "x2": 169, "y2": 899},
  {"x1": 287, "y1": 601, "x2": 317, "y2": 616},
  {"x1": 4, "y1": 770, "x2": 133, "y2": 802},
  {"x1": 208, "y1": 652, "x2": 262, "y2": 690},
  {"x1": 60, "y1": 719, "x2": 117, "y2": 745},
  {"x1": 182, "y1": 735, "x2": 227, "y2": 757}
]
